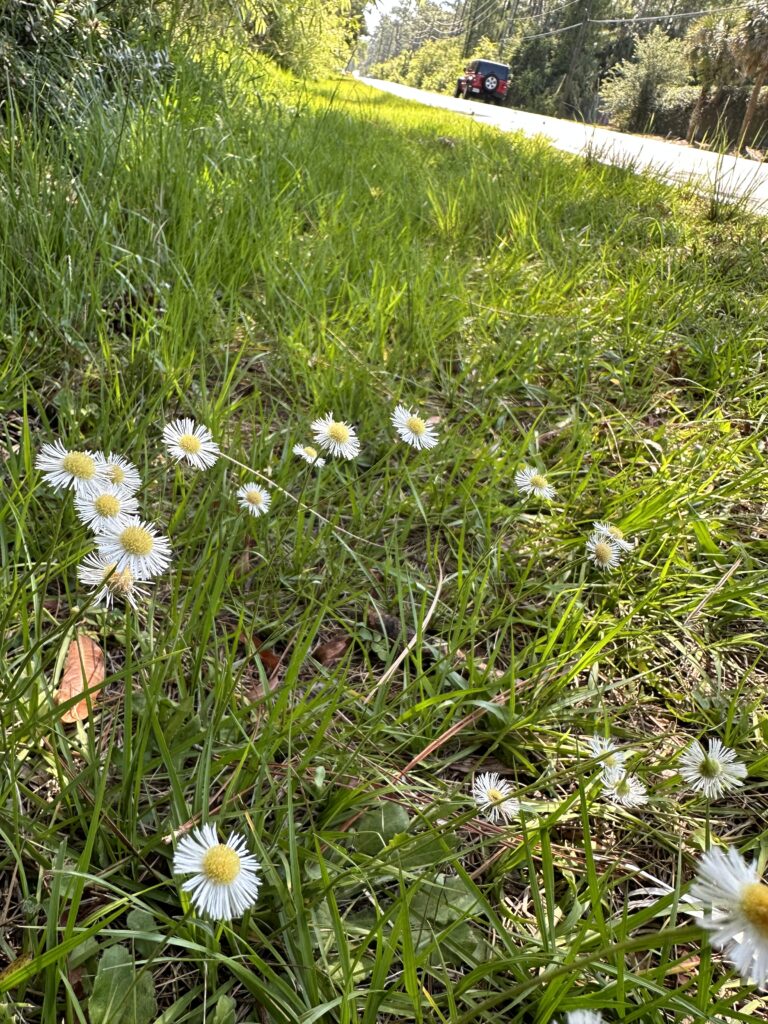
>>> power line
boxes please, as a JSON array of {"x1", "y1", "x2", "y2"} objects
[
  {"x1": 505, "y1": 1, "x2": 751, "y2": 41},
  {"x1": 366, "y1": 0, "x2": 751, "y2": 69}
]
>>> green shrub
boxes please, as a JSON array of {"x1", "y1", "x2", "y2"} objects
[
  {"x1": 600, "y1": 27, "x2": 690, "y2": 132},
  {"x1": 0, "y1": 0, "x2": 168, "y2": 115}
]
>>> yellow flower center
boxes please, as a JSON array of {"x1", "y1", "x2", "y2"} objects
[
  {"x1": 107, "y1": 464, "x2": 126, "y2": 484},
  {"x1": 119, "y1": 525, "x2": 154, "y2": 556},
  {"x1": 62, "y1": 452, "x2": 96, "y2": 480},
  {"x1": 178, "y1": 433, "x2": 202, "y2": 454},
  {"x1": 608, "y1": 525, "x2": 625, "y2": 540},
  {"x1": 486, "y1": 788, "x2": 505, "y2": 803},
  {"x1": 594, "y1": 541, "x2": 613, "y2": 565},
  {"x1": 303, "y1": 446, "x2": 318, "y2": 458},
  {"x1": 327, "y1": 422, "x2": 350, "y2": 444},
  {"x1": 94, "y1": 493, "x2": 121, "y2": 517},
  {"x1": 101, "y1": 563, "x2": 135, "y2": 594},
  {"x1": 246, "y1": 489, "x2": 263, "y2": 506},
  {"x1": 201, "y1": 844, "x2": 241, "y2": 884},
  {"x1": 406, "y1": 415, "x2": 426, "y2": 437},
  {"x1": 530, "y1": 474, "x2": 547, "y2": 490},
  {"x1": 740, "y1": 883, "x2": 768, "y2": 939}
]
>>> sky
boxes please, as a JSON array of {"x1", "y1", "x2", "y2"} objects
[{"x1": 364, "y1": 0, "x2": 402, "y2": 33}]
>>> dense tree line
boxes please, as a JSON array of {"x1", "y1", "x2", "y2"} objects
[{"x1": 363, "y1": 0, "x2": 768, "y2": 147}]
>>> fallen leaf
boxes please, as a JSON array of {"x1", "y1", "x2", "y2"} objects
[
  {"x1": 56, "y1": 634, "x2": 104, "y2": 723},
  {"x1": 312, "y1": 634, "x2": 350, "y2": 666},
  {"x1": 253, "y1": 637, "x2": 282, "y2": 674}
]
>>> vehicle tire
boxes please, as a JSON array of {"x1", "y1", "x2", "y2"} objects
[
  {"x1": 454, "y1": 82, "x2": 462, "y2": 98},
  {"x1": 483, "y1": 75, "x2": 498, "y2": 93}
]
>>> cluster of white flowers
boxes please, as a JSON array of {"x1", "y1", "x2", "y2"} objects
[
  {"x1": 512, "y1": 463, "x2": 635, "y2": 574},
  {"x1": 586, "y1": 521, "x2": 634, "y2": 573},
  {"x1": 35, "y1": 405, "x2": 441, "y2": 612},
  {"x1": 588, "y1": 736, "x2": 648, "y2": 808},
  {"x1": 583, "y1": 736, "x2": 768, "y2": 986},
  {"x1": 309, "y1": 404, "x2": 439, "y2": 460},
  {"x1": 587, "y1": 734, "x2": 747, "y2": 808},
  {"x1": 35, "y1": 441, "x2": 169, "y2": 609}
]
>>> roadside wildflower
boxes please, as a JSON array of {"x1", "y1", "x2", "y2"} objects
[
  {"x1": 602, "y1": 769, "x2": 648, "y2": 808},
  {"x1": 96, "y1": 516, "x2": 171, "y2": 578},
  {"x1": 515, "y1": 465, "x2": 555, "y2": 500},
  {"x1": 163, "y1": 418, "x2": 220, "y2": 470},
  {"x1": 237, "y1": 482, "x2": 271, "y2": 517},
  {"x1": 472, "y1": 772, "x2": 520, "y2": 824},
  {"x1": 391, "y1": 404, "x2": 438, "y2": 450},
  {"x1": 35, "y1": 440, "x2": 106, "y2": 494},
  {"x1": 679, "y1": 738, "x2": 747, "y2": 800},
  {"x1": 102, "y1": 452, "x2": 141, "y2": 494},
  {"x1": 173, "y1": 823, "x2": 261, "y2": 921},
  {"x1": 74, "y1": 483, "x2": 140, "y2": 532},
  {"x1": 564, "y1": 1013, "x2": 603, "y2": 1024},
  {"x1": 311, "y1": 412, "x2": 361, "y2": 460},
  {"x1": 589, "y1": 736, "x2": 627, "y2": 778},
  {"x1": 593, "y1": 521, "x2": 633, "y2": 552},
  {"x1": 293, "y1": 443, "x2": 326, "y2": 467},
  {"x1": 691, "y1": 844, "x2": 768, "y2": 986},
  {"x1": 77, "y1": 552, "x2": 151, "y2": 610},
  {"x1": 586, "y1": 531, "x2": 623, "y2": 572}
]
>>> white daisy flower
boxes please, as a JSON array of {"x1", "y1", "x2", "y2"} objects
[
  {"x1": 35, "y1": 440, "x2": 107, "y2": 494},
  {"x1": 602, "y1": 769, "x2": 648, "y2": 808},
  {"x1": 74, "y1": 483, "x2": 140, "y2": 533},
  {"x1": 589, "y1": 736, "x2": 627, "y2": 778},
  {"x1": 472, "y1": 772, "x2": 520, "y2": 824},
  {"x1": 77, "y1": 552, "x2": 151, "y2": 610},
  {"x1": 96, "y1": 516, "x2": 172, "y2": 579},
  {"x1": 102, "y1": 453, "x2": 141, "y2": 494},
  {"x1": 172, "y1": 823, "x2": 261, "y2": 921},
  {"x1": 586, "y1": 531, "x2": 623, "y2": 572},
  {"x1": 564, "y1": 1013, "x2": 603, "y2": 1024},
  {"x1": 391, "y1": 404, "x2": 438, "y2": 450},
  {"x1": 163, "y1": 418, "x2": 220, "y2": 470},
  {"x1": 593, "y1": 521, "x2": 633, "y2": 552},
  {"x1": 310, "y1": 412, "x2": 361, "y2": 460},
  {"x1": 292, "y1": 443, "x2": 326, "y2": 467},
  {"x1": 691, "y1": 844, "x2": 768, "y2": 986},
  {"x1": 679, "y1": 738, "x2": 747, "y2": 800},
  {"x1": 515, "y1": 465, "x2": 555, "y2": 500},
  {"x1": 237, "y1": 482, "x2": 271, "y2": 517}
]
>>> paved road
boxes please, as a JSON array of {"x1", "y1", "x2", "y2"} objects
[{"x1": 361, "y1": 77, "x2": 768, "y2": 216}]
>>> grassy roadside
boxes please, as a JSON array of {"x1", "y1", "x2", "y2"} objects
[{"x1": 2, "y1": 49, "x2": 768, "y2": 1023}]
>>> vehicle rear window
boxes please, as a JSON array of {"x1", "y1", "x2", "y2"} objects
[{"x1": 476, "y1": 61, "x2": 509, "y2": 78}]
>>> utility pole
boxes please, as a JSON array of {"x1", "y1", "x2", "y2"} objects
[
  {"x1": 560, "y1": 0, "x2": 594, "y2": 118},
  {"x1": 498, "y1": 0, "x2": 520, "y2": 57}
]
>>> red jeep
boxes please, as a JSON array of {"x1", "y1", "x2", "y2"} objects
[{"x1": 454, "y1": 59, "x2": 510, "y2": 104}]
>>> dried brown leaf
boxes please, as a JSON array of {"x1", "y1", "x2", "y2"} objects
[
  {"x1": 56, "y1": 634, "x2": 105, "y2": 723},
  {"x1": 312, "y1": 634, "x2": 350, "y2": 666}
]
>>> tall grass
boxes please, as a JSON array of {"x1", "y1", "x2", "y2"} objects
[{"x1": 1, "y1": 46, "x2": 768, "y2": 1022}]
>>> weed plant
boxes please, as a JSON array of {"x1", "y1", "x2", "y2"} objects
[{"x1": 1, "y1": 48, "x2": 768, "y2": 1023}]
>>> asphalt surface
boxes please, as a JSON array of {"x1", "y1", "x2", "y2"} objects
[{"x1": 361, "y1": 77, "x2": 768, "y2": 216}]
